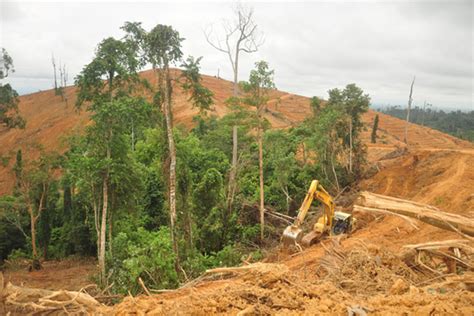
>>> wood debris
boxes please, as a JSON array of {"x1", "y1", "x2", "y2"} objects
[{"x1": 354, "y1": 191, "x2": 474, "y2": 237}]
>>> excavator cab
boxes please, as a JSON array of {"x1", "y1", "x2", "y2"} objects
[
  {"x1": 282, "y1": 180, "x2": 354, "y2": 248},
  {"x1": 332, "y1": 211, "x2": 354, "y2": 235}
]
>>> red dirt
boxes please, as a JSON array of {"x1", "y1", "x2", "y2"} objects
[{"x1": 3, "y1": 258, "x2": 96, "y2": 291}]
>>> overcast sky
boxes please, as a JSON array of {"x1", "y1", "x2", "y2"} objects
[{"x1": 1, "y1": 0, "x2": 472, "y2": 110}]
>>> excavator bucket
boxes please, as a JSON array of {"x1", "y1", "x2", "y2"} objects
[
  {"x1": 301, "y1": 231, "x2": 323, "y2": 247},
  {"x1": 282, "y1": 225, "x2": 303, "y2": 247}
]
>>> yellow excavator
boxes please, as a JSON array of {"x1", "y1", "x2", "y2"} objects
[{"x1": 282, "y1": 180, "x2": 354, "y2": 247}]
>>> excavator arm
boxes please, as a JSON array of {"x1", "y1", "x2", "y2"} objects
[{"x1": 282, "y1": 180, "x2": 350, "y2": 247}]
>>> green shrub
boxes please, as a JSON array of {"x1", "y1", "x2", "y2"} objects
[
  {"x1": 213, "y1": 244, "x2": 242, "y2": 267},
  {"x1": 7, "y1": 248, "x2": 30, "y2": 260},
  {"x1": 5, "y1": 248, "x2": 30, "y2": 270},
  {"x1": 109, "y1": 226, "x2": 178, "y2": 294}
]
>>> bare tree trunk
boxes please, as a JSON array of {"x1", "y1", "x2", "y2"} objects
[
  {"x1": 258, "y1": 123, "x2": 265, "y2": 241},
  {"x1": 52, "y1": 55, "x2": 58, "y2": 93},
  {"x1": 349, "y1": 119, "x2": 353, "y2": 173},
  {"x1": 227, "y1": 125, "x2": 238, "y2": 215},
  {"x1": 404, "y1": 77, "x2": 415, "y2": 144},
  {"x1": 92, "y1": 184, "x2": 100, "y2": 263},
  {"x1": 162, "y1": 67, "x2": 179, "y2": 269},
  {"x1": 233, "y1": 50, "x2": 239, "y2": 95},
  {"x1": 330, "y1": 156, "x2": 340, "y2": 192},
  {"x1": 108, "y1": 207, "x2": 113, "y2": 256},
  {"x1": 99, "y1": 174, "x2": 108, "y2": 286},
  {"x1": 30, "y1": 211, "x2": 38, "y2": 259}
]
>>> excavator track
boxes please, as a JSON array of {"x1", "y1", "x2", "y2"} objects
[{"x1": 301, "y1": 231, "x2": 323, "y2": 247}]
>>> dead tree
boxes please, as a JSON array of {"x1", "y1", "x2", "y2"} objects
[
  {"x1": 205, "y1": 4, "x2": 264, "y2": 95},
  {"x1": 205, "y1": 4, "x2": 263, "y2": 217},
  {"x1": 59, "y1": 63, "x2": 68, "y2": 103},
  {"x1": 51, "y1": 54, "x2": 58, "y2": 94},
  {"x1": 404, "y1": 76, "x2": 415, "y2": 144}
]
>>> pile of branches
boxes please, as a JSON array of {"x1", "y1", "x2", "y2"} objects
[
  {"x1": 401, "y1": 239, "x2": 474, "y2": 278},
  {"x1": 317, "y1": 239, "x2": 422, "y2": 295},
  {"x1": 0, "y1": 274, "x2": 102, "y2": 314}
]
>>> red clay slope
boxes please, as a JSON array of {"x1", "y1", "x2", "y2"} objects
[{"x1": 0, "y1": 68, "x2": 472, "y2": 196}]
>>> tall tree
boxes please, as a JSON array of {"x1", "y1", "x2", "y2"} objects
[
  {"x1": 0, "y1": 48, "x2": 25, "y2": 128},
  {"x1": 242, "y1": 60, "x2": 275, "y2": 240},
  {"x1": 75, "y1": 37, "x2": 142, "y2": 109},
  {"x1": 205, "y1": 4, "x2": 263, "y2": 213},
  {"x1": 205, "y1": 3, "x2": 264, "y2": 96},
  {"x1": 75, "y1": 35, "x2": 142, "y2": 284},
  {"x1": 371, "y1": 114, "x2": 379, "y2": 144},
  {"x1": 123, "y1": 22, "x2": 215, "y2": 268},
  {"x1": 122, "y1": 22, "x2": 184, "y2": 268},
  {"x1": 15, "y1": 152, "x2": 59, "y2": 266},
  {"x1": 326, "y1": 84, "x2": 370, "y2": 176}
]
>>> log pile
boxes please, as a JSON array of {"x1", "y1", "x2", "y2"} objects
[
  {"x1": 0, "y1": 274, "x2": 101, "y2": 314},
  {"x1": 354, "y1": 191, "x2": 474, "y2": 237}
]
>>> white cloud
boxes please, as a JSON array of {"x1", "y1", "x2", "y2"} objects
[{"x1": 0, "y1": 0, "x2": 472, "y2": 109}]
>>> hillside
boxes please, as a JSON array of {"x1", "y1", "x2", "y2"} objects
[
  {"x1": 2, "y1": 69, "x2": 474, "y2": 314},
  {"x1": 1, "y1": 68, "x2": 472, "y2": 196}
]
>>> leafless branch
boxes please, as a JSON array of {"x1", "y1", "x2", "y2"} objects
[{"x1": 203, "y1": 3, "x2": 264, "y2": 93}]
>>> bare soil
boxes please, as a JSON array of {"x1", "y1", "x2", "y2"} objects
[{"x1": 3, "y1": 258, "x2": 96, "y2": 291}]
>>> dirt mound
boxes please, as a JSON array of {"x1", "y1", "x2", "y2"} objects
[{"x1": 108, "y1": 243, "x2": 474, "y2": 315}]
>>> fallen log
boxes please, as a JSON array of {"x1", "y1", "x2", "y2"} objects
[
  {"x1": 403, "y1": 240, "x2": 474, "y2": 252},
  {"x1": 355, "y1": 191, "x2": 474, "y2": 237}
]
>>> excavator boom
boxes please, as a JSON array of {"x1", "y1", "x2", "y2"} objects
[{"x1": 282, "y1": 180, "x2": 353, "y2": 247}]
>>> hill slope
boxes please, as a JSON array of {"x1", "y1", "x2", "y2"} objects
[{"x1": 1, "y1": 68, "x2": 472, "y2": 196}]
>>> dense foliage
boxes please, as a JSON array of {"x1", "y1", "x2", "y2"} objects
[
  {"x1": 0, "y1": 48, "x2": 25, "y2": 128},
  {"x1": 379, "y1": 105, "x2": 474, "y2": 142}
]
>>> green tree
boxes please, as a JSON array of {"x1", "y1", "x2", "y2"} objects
[
  {"x1": 326, "y1": 83, "x2": 370, "y2": 176},
  {"x1": 310, "y1": 96, "x2": 322, "y2": 116},
  {"x1": 192, "y1": 168, "x2": 224, "y2": 252},
  {"x1": 75, "y1": 37, "x2": 142, "y2": 109},
  {"x1": 310, "y1": 108, "x2": 346, "y2": 191},
  {"x1": 122, "y1": 22, "x2": 184, "y2": 268},
  {"x1": 180, "y1": 56, "x2": 214, "y2": 113},
  {"x1": 123, "y1": 22, "x2": 213, "y2": 268},
  {"x1": 0, "y1": 48, "x2": 25, "y2": 128},
  {"x1": 241, "y1": 60, "x2": 275, "y2": 240},
  {"x1": 371, "y1": 114, "x2": 379, "y2": 144},
  {"x1": 75, "y1": 32, "x2": 145, "y2": 284},
  {"x1": 14, "y1": 151, "x2": 60, "y2": 266},
  {"x1": 67, "y1": 98, "x2": 148, "y2": 284}
]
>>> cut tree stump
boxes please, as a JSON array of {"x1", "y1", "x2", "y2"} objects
[{"x1": 354, "y1": 191, "x2": 474, "y2": 237}]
